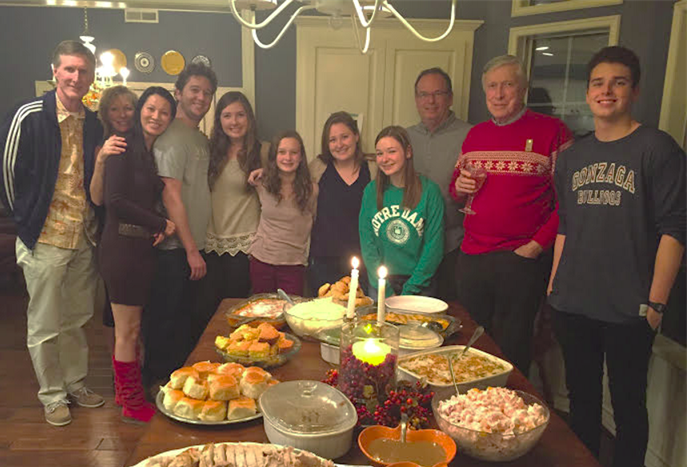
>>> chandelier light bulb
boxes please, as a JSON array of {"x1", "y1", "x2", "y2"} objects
[{"x1": 119, "y1": 67, "x2": 130, "y2": 86}]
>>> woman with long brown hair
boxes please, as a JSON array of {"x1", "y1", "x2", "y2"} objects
[
  {"x1": 359, "y1": 126, "x2": 444, "y2": 297},
  {"x1": 204, "y1": 92, "x2": 267, "y2": 298},
  {"x1": 249, "y1": 130, "x2": 317, "y2": 295},
  {"x1": 307, "y1": 111, "x2": 377, "y2": 294}
]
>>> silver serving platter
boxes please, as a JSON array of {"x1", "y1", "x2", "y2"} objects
[{"x1": 155, "y1": 390, "x2": 262, "y2": 426}]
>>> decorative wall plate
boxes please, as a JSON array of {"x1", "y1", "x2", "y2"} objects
[
  {"x1": 191, "y1": 54, "x2": 211, "y2": 68},
  {"x1": 161, "y1": 50, "x2": 185, "y2": 76},
  {"x1": 134, "y1": 51, "x2": 154, "y2": 73},
  {"x1": 105, "y1": 48, "x2": 127, "y2": 73}
]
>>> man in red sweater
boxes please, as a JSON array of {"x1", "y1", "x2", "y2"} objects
[{"x1": 449, "y1": 55, "x2": 572, "y2": 376}]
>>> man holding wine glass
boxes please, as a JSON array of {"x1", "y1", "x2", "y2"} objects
[{"x1": 448, "y1": 55, "x2": 573, "y2": 376}]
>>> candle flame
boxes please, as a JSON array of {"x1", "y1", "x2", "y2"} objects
[
  {"x1": 352, "y1": 256, "x2": 359, "y2": 269},
  {"x1": 378, "y1": 265, "x2": 387, "y2": 279}
]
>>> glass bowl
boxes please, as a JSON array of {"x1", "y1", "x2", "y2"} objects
[
  {"x1": 283, "y1": 297, "x2": 346, "y2": 341},
  {"x1": 224, "y1": 293, "x2": 300, "y2": 329},
  {"x1": 259, "y1": 380, "x2": 358, "y2": 459},
  {"x1": 215, "y1": 332, "x2": 301, "y2": 369},
  {"x1": 431, "y1": 388, "x2": 550, "y2": 461}
]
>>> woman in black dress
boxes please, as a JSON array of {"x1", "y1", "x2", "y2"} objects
[{"x1": 99, "y1": 87, "x2": 176, "y2": 423}]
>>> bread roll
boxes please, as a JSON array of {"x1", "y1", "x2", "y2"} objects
[
  {"x1": 240, "y1": 370, "x2": 269, "y2": 399},
  {"x1": 207, "y1": 374, "x2": 240, "y2": 401},
  {"x1": 169, "y1": 367, "x2": 200, "y2": 390},
  {"x1": 227, "y1": 396, "x2": 257, "y2": 420},
  {"x1": 173, "y1": 397, "x2": 204, "y2": 420},
  {"x1": 162, "y1": 386, "x2": 185, "y2": 412},
  {"x1": 192, "y1": 361, "x2": 220, "y2": 378},
  {"x1": 216, "y1": 362, "x2": 245, "y2": 379},
  {"x1": 318, "y1": 283, "x2": 331, "y2": 297},
  {"x1": 244, "y1": 366, "x2": 270, "y2": 378},
  {"x1": 198, "y1": 400, "x2": 227, "y2": 422},
  {"x1": 182, "y1": 376, "x2": 208, "y2": 400}
]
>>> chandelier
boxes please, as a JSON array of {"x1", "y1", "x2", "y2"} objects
[
  {"x1": 78, "y1": 7, "x2": 130, "y2": 109},
  {"x1": 229, "y1": 0, "x2": 457, "y2": 53}
]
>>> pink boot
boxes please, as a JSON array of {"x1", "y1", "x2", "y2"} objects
[{"x1": 113, "y1": 359, "x2": 156, "y2": 423}]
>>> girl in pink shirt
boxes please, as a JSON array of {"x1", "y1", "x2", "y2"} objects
[{"x1": 249, "y1": 130, "x2": 318, "y2": 295}]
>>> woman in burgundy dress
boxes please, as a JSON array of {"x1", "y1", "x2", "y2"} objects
[{"x1": 99, "y1": 87, "x2": 176, "y2": 423}]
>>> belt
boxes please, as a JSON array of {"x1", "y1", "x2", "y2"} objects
[{"x1": 118, "y1": 223, "x2": 151, "y2": 239}]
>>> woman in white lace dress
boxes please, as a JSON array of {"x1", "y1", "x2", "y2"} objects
[{"x1": 203, "y1": 92, "x2": 268, "y2": 301}]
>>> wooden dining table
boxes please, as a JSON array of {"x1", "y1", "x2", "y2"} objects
[{"x1": 126, "y1": 299, "x2": 600, "y2": 467}]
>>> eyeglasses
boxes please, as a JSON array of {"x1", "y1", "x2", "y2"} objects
[{"x1": 416, "y1": 90, "x2": 451, "y2": 100}]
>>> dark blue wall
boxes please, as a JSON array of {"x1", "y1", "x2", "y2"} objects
[{"x1": 0, "y1": 0, "x2": 676, "y2": 138}]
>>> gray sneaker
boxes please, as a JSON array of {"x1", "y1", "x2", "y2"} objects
[
  {"x1": 69, "y1": 387, "x2": 105, "y2": 408},
  {"x1": 45, "y1": 401, "x2": 72, "y2": 426}
]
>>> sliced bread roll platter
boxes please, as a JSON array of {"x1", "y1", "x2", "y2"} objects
[{"x1": 157, "y1": 360, "x2": 279, "y2": 425}]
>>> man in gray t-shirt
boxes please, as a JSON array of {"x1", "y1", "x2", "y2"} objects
[
  {"x1": 154, "y1": 118, "x2": 211, "y2": 253},
  {"x1": 407, "y1": 67, "x2": 471, "y2": 300},
  {"x1": 142, "y1": 64, "x2": 217, "y2": 389}
]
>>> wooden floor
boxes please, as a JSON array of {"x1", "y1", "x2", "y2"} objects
[
  {"x1": 0, "y1": 275, "x2": 618, "y2": 467},
  {"x1": 0, "y1": 278, "x2": 145, "y2": 467}
]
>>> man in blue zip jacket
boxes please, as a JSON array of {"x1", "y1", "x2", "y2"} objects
[{"x1": 0, "y1": 40, "x2": 105, "y2": 426}]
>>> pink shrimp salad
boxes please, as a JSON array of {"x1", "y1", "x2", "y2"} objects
[{"x1": 437, "y1": 387, "x2": 547, "y2": 435}]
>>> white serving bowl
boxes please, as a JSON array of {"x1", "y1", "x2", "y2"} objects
[
  {"x1": 258, "y1": 380, "x2": 357, "y2": 460},
  {"x1": 320, "y1": 342, "x2": 340, "y2": 364},
  {"x1": 397, "y1": 345, "x2": 513, "y2": 391}
]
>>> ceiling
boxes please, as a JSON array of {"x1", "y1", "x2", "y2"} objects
[{"x1": 0, "y1": 0, "x2": 261, "y2": 13}]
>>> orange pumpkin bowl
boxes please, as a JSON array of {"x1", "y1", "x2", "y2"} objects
[{"x1": 358, "y1": 424, "x2": 456, "y2": 467}]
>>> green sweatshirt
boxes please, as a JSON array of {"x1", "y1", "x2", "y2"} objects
[{"x1": 359, "y1": 175, "x2": 445, "y2": 296}]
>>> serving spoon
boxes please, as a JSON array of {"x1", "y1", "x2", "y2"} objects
[
  {"x1": 277, "y1": 288, "x2": 295, "y2": 306},
  {"x1": 445, "y1": 325, "x2": 485, "y2": 394}
]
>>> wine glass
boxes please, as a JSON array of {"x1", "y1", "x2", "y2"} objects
[{"x1": 459, "y1": 164, "x2": 487, "y2": 215}]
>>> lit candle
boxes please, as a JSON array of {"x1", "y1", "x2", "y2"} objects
[
  {"x1": 352, "y1": 338, "x2": 391, "y2": 366},
  {"x1": 377, "y1": 266, "x2": 387, "y2": 324},
  {"x1": 346, "y1": 256, "x2": 360, "y2": 320}
]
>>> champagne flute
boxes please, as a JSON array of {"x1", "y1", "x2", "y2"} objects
[{"x1": 459, "y1": 164, "x2": 487, "y2": 215}]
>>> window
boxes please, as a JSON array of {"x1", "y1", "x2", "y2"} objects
[
  {"x1": 508, "y1": 16, "x2": 620, "y2": 137},
  {"x1": 528, "y1": 31, "x2": 609, "y2": 137},
  {"x1": 512, "y1": 0, "x2": 623, "y2": 17}
]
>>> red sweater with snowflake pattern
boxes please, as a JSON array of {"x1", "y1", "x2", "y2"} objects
[{"x1": 449, "y1": 109, "x2": 573, "y2": 255}]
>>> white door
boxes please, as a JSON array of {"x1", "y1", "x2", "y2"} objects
[{"x1": 296, "y1": 17, "x2": 482, "y2": 158}]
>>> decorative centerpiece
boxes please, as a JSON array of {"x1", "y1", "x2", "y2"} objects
[
  {"x1": 338, "y1": 319, "x2": 399, "y2": 407},
  {"x1": 338, "y1": 266, "x2": 397, "y2": 408}
]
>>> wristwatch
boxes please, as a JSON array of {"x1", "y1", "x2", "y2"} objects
[{"x1": 648, "y1": 301, "x2": 667, "y2": 314}]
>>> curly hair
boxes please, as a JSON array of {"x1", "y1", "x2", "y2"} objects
[
  {"x1": 374, "y1": 126, "x2": 421, "y2": 211},
  {"x1": 98, "y1": 85, "x2": 138, "y2": 139},
  {"x1": 208, "y1": 92, "x2": 262, "y2": 190},
  {"x1": 262, "y1": 130, "x2": 313, "y2": 214},
  {"x1": 317, "y1": 111, "x2": 364, "y2": 166}
]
